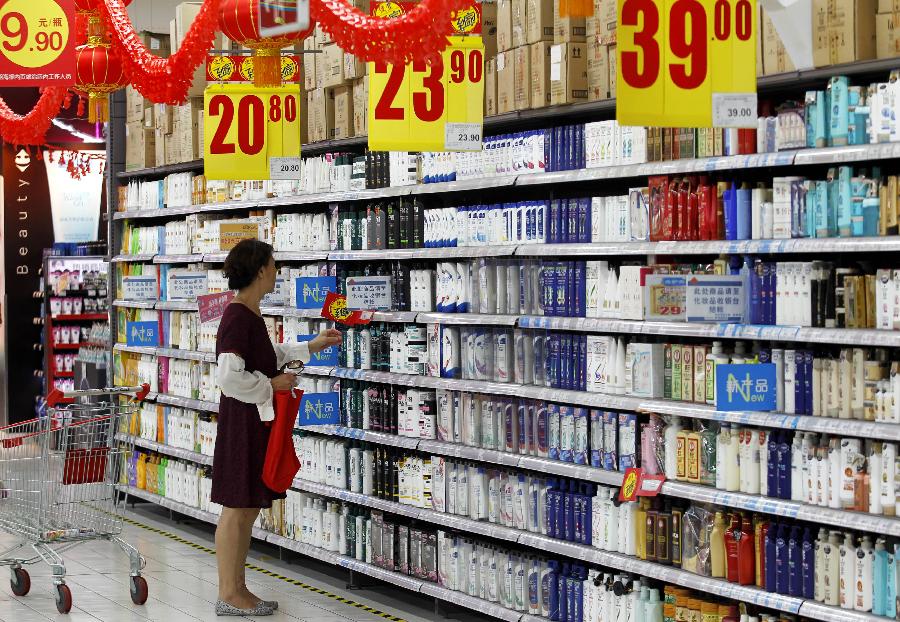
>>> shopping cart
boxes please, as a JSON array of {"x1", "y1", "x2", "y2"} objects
[{"x1": 0, "y1": 385, "x2": 151, "y2": 614}]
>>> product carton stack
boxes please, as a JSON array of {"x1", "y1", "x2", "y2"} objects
[
  {"x1": 125, "y1": 32, "x2": 171, "y2": 170},
  {"x1": 758, "y1": 8, "x2": 797, "y2": 75},
  {"x1": 877, "y1": 0, "x2": 900, "y2": 57},
  {"x1": 550, "y1": 0, "x2": 588, "y2": 106},
  {"x1": 586, "y1": 0, "x2": 616, "y2": 101},
  {"x1": 813, "y1": 0, "x2": 876, "y2": 65}
]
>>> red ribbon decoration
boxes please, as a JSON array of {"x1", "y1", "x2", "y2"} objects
[
  {"x1": 95, "y1": 0, "x2": 221, "y2": 104},
  {"x1": 311, "y1": 0, "x2": 468, "y2": 65},
  {"x1": 0, "y1": 87, "x2": 69, "y2": 146}
]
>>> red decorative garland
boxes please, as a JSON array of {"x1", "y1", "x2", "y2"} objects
[
  {"x1": 0, "y1": 88, "x2": 69, "y2": 146},
  {"x1": 311, "y1": 0, "x2": 468, "y2": 65},
  {"x1": 96, "y1": 0, "x2": 220, "y2": 104}
]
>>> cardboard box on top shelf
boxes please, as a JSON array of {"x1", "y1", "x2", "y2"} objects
[
  {"x1": 315, "y1": 49, "x2": 327, "y2": 90},
  {"x1": 154, "y1": 130, "x2": 166, "y2": 168},
  {"x1": 513, "y1": 45, "x2": 532, "y2": 109},
  {"x1": 554, "y1": 0, "x2": 587, "y2": 43},
  {"x1": 485, "y1": 57, "x2": 498, "y2": 115},
  {"x1": 315, "y1": 24, "x2": 333, "y2": 47},
  {"x1": 332, "y1": 85, "x2": 354, "y2": 139},
  {"x1": 165, "y1": 127, "x2": 180, "y2": 164},
  {"x1": 308, "y1": 88, "x2": 335, "y2": 143},
  {"x1": 813, "y1": 0, "x2": 876, "y2": 65},
  {"x1": 482, "y1": 0, "x2": 499, "y2": 58},
  {"x1": 155, "y1": 103, "x2": 174, "y2": 135},
  {"x1": 175, "y1": 98, "x2": 203, "y2": 161},
  {"x1": 877, "y1": 11, "x2": 900, "y2": 57},
  {"x1": 511, "y1": 0, "x2": 527, "y2": 48},
  {"x1": 608, "y1": 44, "x2": 616, "y2": 98},
  {"x1": 125, "y1": 122, "x2": 155, "y2": 170},
  {"x1": 198, "y1": 111, "x2": 205, "y2": 155},
  {"x1": 497, "y1": 0, "x2": 513, "y2": 52},
  {"x1": 496, "y1": 49, "x2": 515, "y2": 113},
  {"x1": 587, "y1": 36, "x2": 610, "y2": 101},
  {"x1": 590, "y1": 0, "x2": 616, "y2": 44},
  {"x1": 321, "y1": 43, "x2": 348, "y2": 88},
  {"x1": 530, "y1": 41, "x2": 552, "y2": 108},
  {"x1": 550, "y1": 42, "x2": 588, "y2": 105},
  {"x1": 303, "y1": 44, "x2": 318, "y2": 91},
  {"x1": 143, "y1": 106, "x2": 154, "y2": 130},
  {"x1": 343, "y1": 52, "x2": 366, "y2": 81},
  {"x1": 171, "y1": 3, "x2": 207, "y2": 97},
  {"x1": 139, "y1": 31, "x2": 171, "y2": 57},
  {"x1": 126, "y1": 85, "x2": 150, "y2": 124},
  {"x1": 526, "y1": 0, "x2": 554, "y2": 43},
  {"x1": 761, "y1": 7, "x2": 796, "y2": 74},
  {"x1": 352, "y1": 76, "x2": 368, "y2": 136}
]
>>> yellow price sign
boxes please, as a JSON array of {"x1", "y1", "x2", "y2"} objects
[
  {"x1": 616, "y1": 0, "x2": 757, "y2": 128},
  {"x1": 0, "y1": 0, "x2": 75, "y2": 86},
  {"x1": 219, "y1": 222, "x2": 259, "y2": 251},
  {"x1": 367, "y1": 35, "x2": 485, "y2": 152},
  {"x1": 203, "y1": 83, "x2": 302, "y2": 180}
]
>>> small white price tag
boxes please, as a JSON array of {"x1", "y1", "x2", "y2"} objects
[
  {"x1": 269, "y1": 157, "x2": 303, "y2": 180},
  {"x1": 712, "y1": 93, "x2": 758, "y2": 128},
  {"x1": 445, "y1": 122, "x2": 483, "y2": 151}
]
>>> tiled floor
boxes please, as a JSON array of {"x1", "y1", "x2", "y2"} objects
[{"x1": 0, "y1": 503, "x2": 478, "y2": 622}]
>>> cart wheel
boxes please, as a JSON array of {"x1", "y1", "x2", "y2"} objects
[
  {"x1": 129, "y1": 575, "x2": 148, "y2": 605},
  {"x1": 55, "y1": 583, "x2": 72, "y2": 614},
  {"x1": 10, "y1": 568, "x2": 29, "y2": 596}
]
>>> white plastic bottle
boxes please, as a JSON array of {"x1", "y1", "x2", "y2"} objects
[
  {"x1": 664, "y1": 416, "x2": 682, "y2": 480},
  {"x1": 854, "y1": 535, "x2": 874, "y2": 612},
  {"x1": 839, "y1": 532, "x2": 857, "y2": 609}
]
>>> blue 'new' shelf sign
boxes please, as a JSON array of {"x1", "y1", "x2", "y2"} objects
[
  {"x1": 298, "y1": 392, "x2": 340, "y2": 426},
  {"x1": 296, "y1": 334, "x2": 338, "y2": 366},
  {"x1": 295, "y1": 276, "x2": 336, "y2": 309},
  {"x1": 126, "y1": 321, "x2": 159, "y2": 347},
  {"x1": 715, "y1": 363, "x2": 777, "y2": 411}
]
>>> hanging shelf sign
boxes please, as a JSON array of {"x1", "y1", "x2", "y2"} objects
[
  {"x1": 367, "y1": 1, "x2": 485, "y2": 152},
  {"x1": 206, "y1": 54, "x2": 301, "y2": 84},
  {"x1": 615, "y1": 0, "x2": 758, "y2": 128},
  {"x1": 0, "y1": 0, "x2": 76, "y2": 86}
]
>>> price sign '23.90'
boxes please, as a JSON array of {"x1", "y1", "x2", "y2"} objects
[{"x1": 616, "y1": 0, "x2": 757, "y2": 128}]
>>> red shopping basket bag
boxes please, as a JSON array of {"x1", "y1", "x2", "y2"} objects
[
  {"x1": 63, "y1": 448, "x2": 109, "y2": 484},
  {"x1": 262, "y1": 389, "x2": 303, "y2": 493}
]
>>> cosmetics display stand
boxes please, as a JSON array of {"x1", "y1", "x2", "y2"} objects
[{"x1": 110, "y1": 57, "x2": 900, "y2": 622}]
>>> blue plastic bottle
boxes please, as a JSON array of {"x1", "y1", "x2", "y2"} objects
[
  {"x1": 765, "y1": 521, "x2": 778, "y2": 593},
  {"x1": 547, "y1": 560, "x2": 560, "y2": 621},
  {"x1": 775, "y1": 523, "x2": 789, "y2": 595},
  {"x1": 787, "y1": 526, "x2": 802, "y2": 596},
  {"x1": 801, "y1": 527, "x2": 815, "y2": 599}
]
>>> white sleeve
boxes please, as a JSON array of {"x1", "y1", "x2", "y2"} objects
[
  {"x1": 216, "y1": 353, "x2": 275, "y2": 422},
  {"x1": 274, "y1": 340, "x2": 312, "y2": 369}
]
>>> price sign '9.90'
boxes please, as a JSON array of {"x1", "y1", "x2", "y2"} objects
[
  {"x1": 616, "y1": 0, "x2": 757, "y2": 128},
  {"x1": 203, "y1": 83, "x2": 302, "y2": 180},
  {"x1": 0, "y1": 0, "x2": 75, "y2": 85},
  {"x1": 368, "y1": 35, "x2": 485, "y2": 152}
]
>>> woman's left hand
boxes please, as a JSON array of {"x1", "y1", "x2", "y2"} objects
[{"x1": 308, "y1": 328, "x2": 342, "y2": 354}]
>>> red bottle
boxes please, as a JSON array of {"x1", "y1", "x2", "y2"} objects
[
  {"x1": 724, "y1": 513, "x2": 741, "y2": 583},
  {"x1": 738, "y1": 514, "x2": 757, "y2": 585}
]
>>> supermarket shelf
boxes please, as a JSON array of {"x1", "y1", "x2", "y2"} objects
[
  {"x1": 113, "y1": 344, "x2": 158, "y2": 357},
  {"x1": 50, "y1": 313, "x2": 108, "y2": 321},
  {"x1": 116, "y1": 484, "x2": 535, "y2": 622},
  {"x1": 156, "y1": 347, "x2": 216, "y2": 362},
  {"x1": 152, "y1": 392, "x2": 220, "y2": 413},
  {"x1": 290, "y1": 478, "x2": 810, "y2": 617},
  {"x1": 113, "y1": 299, "x2": 156, "y2": 309},
  {"x1": 329, "y1": 246, "x2": 518, "y2": 260},
  {"x1": 118, "y1": 159, "x2": 203, "y2": 180},
  {"x1": 416, "y1": 312, "x2": 519, "y2": 326},
  {"x1": 259, "y1": 306, "x2": 324, "y2": 318},
  {"x1": 153, "y1": 254, "x2": 204, "y2": 264},
  {"x1": 117, "y1": 433, "x2": 214, "y2": 466},
  {"x1": 517, "y1": 316, "x2": 900, "y2": 347},
  {"x1": 155, "y1": 300, "x2": 198, "y2": 311},
  {"x1": 272, "y1": 251, "x2": 330, "y2": 262},
  {"x1": 299, "y1": 424, "x2": 900, "y2": 537},
  {"x1": 111, "y1": 254, "x2": 155, "y2": 263}
]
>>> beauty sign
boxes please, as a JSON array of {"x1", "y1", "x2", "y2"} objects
[
  {"x1": 198, "y1": 291, "x2": 235, "y2": 324},
  {"x1": 346, "y1": 275, "x2": 392, "y2": 311},
  {"x1": 0, "y1": 0, "x2": 76, "y2": 86},
  {"x1": 295, "y1": 276, "x2": 336, "y2": 310},
  {"x1": 616, "y1": 0, "x2": 757, "y2": 128},
  {"x1": 367, "y1": 2, "x2": 485, "y2": 152},
  {"x1": 715, "y1": 363, "x2": 777, "y2": 411},
  {"x1": 297, "y1": 334, "x2": 338, "y2": 367},
  {"x1": 203, "y1": 83, "x2": 303, "y2": 180},
  {"x1": 297, "y1": 392, "x2": 340, "y2": 426}
]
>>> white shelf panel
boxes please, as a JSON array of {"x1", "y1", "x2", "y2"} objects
[
  {"x1": 113, "y1": 344, "x2": 157, "y2": 356},
  {"x1": 117, "y1": 434, "x2": 214, "y2": 466},
  {"x1": 111, "y1": 254, "x2": 156, "y2": 263},
  {"x1": 798, "y1": 601, "x2": 889, "y2": 622},
  {"x1": 417, "y1": 583, "x2": 523, "y2": 622},
  {"x1": 153, "y1": 393, "x2": 220, "y2": 413},
  {"x1": 154, "y1": 254, "x2": 204, "y2": 264},
  {"x1": 155, "y1": 300, "x2": 198, "y2": 311},
  {"x1": 156, "y1": 347, "x2": 216, "y2": 362},
  {"x1": 113, "y1": 299, "x2": 157, "y2": 309},
  {"x1": 793, "y1": 142, "x2": 900, "y2": 165},
  {"x1": 272, "y1": 251, "x2": 329, "y2": 261},
  {"x1": 260, "y1": 306, "x2": 324, "y2": 318},
  {"x1": 329, "y1": 246, "x2": 518, "y2": 260},
  {"x1": 417, "y1": 312, "x2": 519, "y2": 326},
  {"x1": 201, "y1": 252, "x2": 228, "y2": 263},
  {"x1": 113, "y1": 205, "x2": 204, "y2": 220}
]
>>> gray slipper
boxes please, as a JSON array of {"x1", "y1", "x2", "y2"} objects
[
  {"x1": 215, "y1": 600, "x2": 274, "y2": 616},
  {"x1": 259, "y1": 600, "x2": 279, "y2": 611}
]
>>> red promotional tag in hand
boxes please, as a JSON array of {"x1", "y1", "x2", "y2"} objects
[{"x1": 320, "y1": 292, "x2": 374, "y2": 326}]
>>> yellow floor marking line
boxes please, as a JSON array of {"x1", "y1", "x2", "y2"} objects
[{"x1": 122, "y1": 515, "x2": 407, "y2": 621}]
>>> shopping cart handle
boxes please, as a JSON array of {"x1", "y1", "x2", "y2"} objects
[
  {"x1": 46, "y1": 389, "x2": 72, "y2": 408},
  {"x1": 47, "y1": 384, "x2": 152, "y2": 406}
]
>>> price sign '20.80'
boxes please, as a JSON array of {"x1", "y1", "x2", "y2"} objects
[
  {"x1": 616, "y1": 0, "x2": 757, "y2": 129},
  {"x1": 203, "y1": 83, "x2": 302, "y2": 180}
]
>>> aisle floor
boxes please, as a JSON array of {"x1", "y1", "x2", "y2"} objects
[{"x1": 0, "y1": 504, "x2": 475, "y2": 622}]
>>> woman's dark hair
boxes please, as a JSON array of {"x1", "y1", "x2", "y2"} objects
[{"x1": 222, "y1": 239, "x2": 273, "y2": 290}]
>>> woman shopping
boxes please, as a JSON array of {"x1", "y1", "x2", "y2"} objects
[{"x1": 212, "y1": 239, "x2": 341, "y2": 616}]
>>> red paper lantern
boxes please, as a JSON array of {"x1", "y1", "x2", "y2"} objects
[
  {"x1": 75, "y1": 42, "x2": 128, "y2": 122},
  {"x1": 218, "y1": 0, "x2": 314, "y2": 87}
]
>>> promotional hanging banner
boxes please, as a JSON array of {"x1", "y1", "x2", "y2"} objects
[
  {"x1": 0, "y1": 0, "x2": 76, "y2": 86},
  {"x1": 198, "y1": 291, "x2": 235, "y2": 324},
  {"x1": 203, "y1": 83, "x2": 303, "y2": 180},
  {"x1": 616, "y1": 0, "x2": 757, "y2": 128},
  {"x1": 320, "y1": 291, "x2": 375, "y2": 326},
  {"x1": 715, "y1": 363, "x2": 777, "y2": 411},
  {"x1": 206, "y1": 55, "x2": 301, "y2": 83},
  {"x1": 367, "y1": 2, "x2": 485, "y2": 152}
]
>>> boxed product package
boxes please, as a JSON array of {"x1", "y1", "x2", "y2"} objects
[
  {"x1": 125, "y1": 122, "x2": 155, "y2": 170},
  {"x1": 530, "y1": 41, "x2": 552, "y2": 108},
  {"x1": 550, "y1": 42, "x2": 588, "y2": 105},
  {"x1": 587, "y1": 36, "x2": 611, "y2": 101},
  {"x1": 554, "y1": 0, "x2": 587, "y2": 43},
  {"x1": 155, "y1": 131, "x2": 166, "y2": 167},
  {"x1": 139, "y1": 31, "x2": 171, "y2": 57},
  {"x1": 352, "y1": 77, "x2": 368, "y2": 136},
  {"x1": 512, "y1": 0, "x2": 527, "y2": 48},
  {"x1": 761, "y1": 8, "x2": 796, "y2": 74},
  {"x1": 486, "y1": 57, "x2": 498, "y2": 115},
  {"x1": 812, "y1": 0, "x2": 876, "y2": 66},
  {"x1": 126, "y1": 86, "x2": 151, "y2": 124},
  {"x1": 332, "y1": 85, "x2": 354, "y2": 139},
  {"x1": 143, "y1": 107, "x2": 154, "y2": 130},
  {"x1": 497, "y1": 50, "x2": 515, "y2": 113},
  {"x1": 155, "y1": 103, "x2": 174, "y2": 135},
  {"x1": 308, "y1": 88, "x2": 335, "y2": 142},
  {"x1": 303, "y1": 38, "x2": 318, "y2": 91},
  {"x1": 343, "y1": 52, "x2": 366, "y2": 81},
  {"x1": 482, "y1": 0, "x2": 499, "y2": 58},
  {"x1": 171, "y1": 3, "x2": 207, "y2": 97},
  {"x1": 174, "y1": 98, "x2": 203, "y2": 161},
  {"x1": 881, "y1": 0, "x2": 900, "y2": 9},
  {"x1": 877, "y1": 11, "x2": 900, "y2": 57},
  {"x1": 514, "y1": 45, "x2": 532, "y2": 109},
  {"x1": 315, "y1": 24, "x2": 333, "y2": 47},
  {"x1": 590, "y1": 0, "x2": 617, "y2": 44},
  {"x1": 321, "y1": 43, "x2": 347, "y2": 88},
  {"x1": 498, "y1": 0, "x2": 513, "y2": 51},
  {"x1": 165, "y1": 130, "x2": 180, "y2": 164},
  {"x1": 608, "y1": 44, "x2": 617, "y2": 98},
  {"x1": 526, "y1": 0, "x2": 554, "y2": 43}
]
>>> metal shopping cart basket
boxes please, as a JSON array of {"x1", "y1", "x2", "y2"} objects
[{"x1": 0, "y1": 385, "x2": 151, "y2": 614}]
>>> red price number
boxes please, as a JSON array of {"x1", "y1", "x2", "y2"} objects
[
  {"x1": 208, "y1": 93, "x2": 298, "y2": 155},
  {"x1": 620, "y1": 0, "x2": 752, "y2": 90}
]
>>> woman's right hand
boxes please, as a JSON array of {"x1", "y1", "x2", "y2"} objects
[{"x1": 270, "y1": 373, "x2": 298, "y2": 392}]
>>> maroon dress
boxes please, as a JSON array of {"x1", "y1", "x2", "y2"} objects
[{"x1": 211, "y1": 303, "x2": 285, "y2": 508}]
